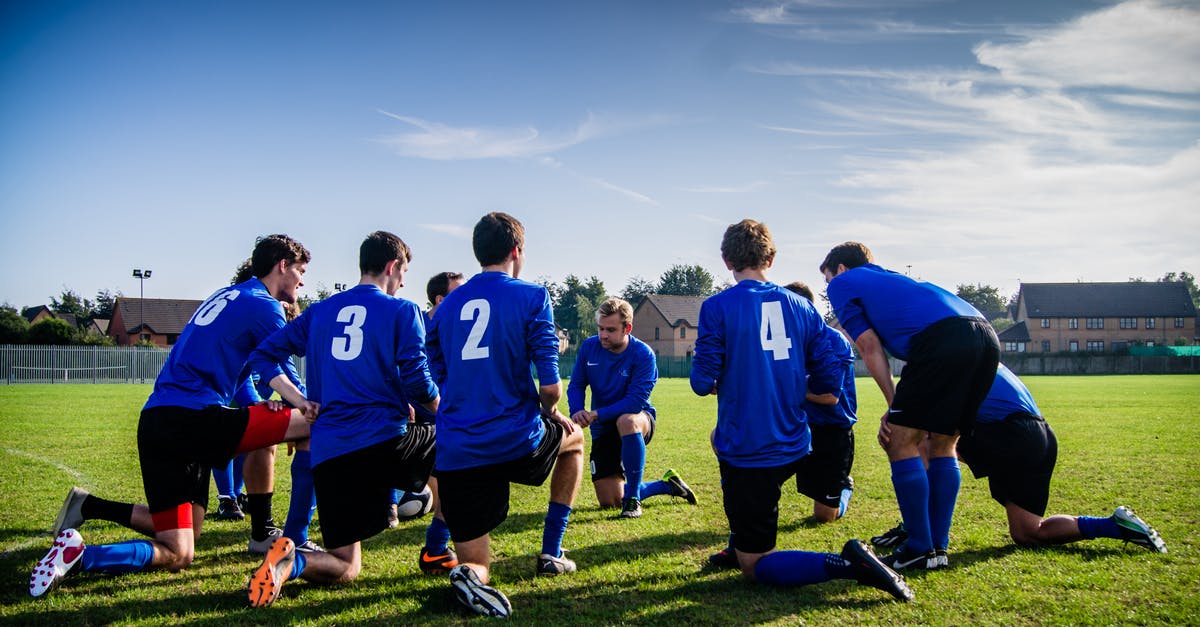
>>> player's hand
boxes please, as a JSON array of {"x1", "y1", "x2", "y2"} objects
[
  {"x1": 260, "y1": 399, "x2": 285, "y2": 413},
  {"x1": 299, "y1": 400, "x2": 320, "y2": 422},
  {"x1": 571, "y1": 410, "x2": 593, "y2": 427},
  {"x1": 877, "y1": 410, "x2": 892, "y2": 449},
  {"x1": 286, "y1": 441, "x2": 296, "y2": 456},
  {"x1": 408, "y1": 404, "x2": 417, "y2": 423},
  {"x1": 547, "y1": 406, "x2": 576, "y2": 434}
]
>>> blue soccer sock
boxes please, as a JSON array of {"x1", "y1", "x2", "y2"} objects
[
  {"x1": 891, "y1": 456, "x2": 933, "y2": 554},
  {"x1": 232, "y1": 453, "x2": 246, "y2": 496},
  {"x1": 639, "y1": 480, "x2": 672, "y2": 499},
  {"x1": 1078, "y1": 515, "x2": 1122, "y2": 540},
  {"x1": 78, "y1": 540, "x2": 154, "y2": 574},
  {"x1": 290, "y1": 549, "x2": 306, "y2": 581},
  {"x1": 389, "y1": 488, "x2": 402, "y2": 506},
  {"x1": 541, "y1": 501, "x2": 572, "y2": 558},
  {"x1": 838, "y1": 486, "x2": 853, "y2": 518},
  {"x1": 753, "y1": 551, "x2": 831, "y2": 586},
  {"x1": 282, "y1": 450, "x2": 315, "y2": 544},
  {"x1": 620, "y1": 433, "x2": 647, "y2": 501},
  {"x1": 425, "y1": 516, "x2": 451, "y2": 555},
  {"x1": 212, "y1": 460, "x2": 236, "y2": 498},
  {"x1": 927, "y1": 456, "x2": 961, "y2": 551}
]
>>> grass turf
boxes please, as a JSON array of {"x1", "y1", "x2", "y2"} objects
[{"x1": 1, "y1": 375, "x2": 1197, "y2": 625}]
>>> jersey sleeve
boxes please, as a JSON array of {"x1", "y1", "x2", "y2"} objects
[
  {"x1": 595, "y1": 342, "x2": 656, "y2": 420},
  {"x1": 566, "y1": 342, "x2": 589, "y2": 415},
  {"x1": 394, "y1": 301, "x2": 438, "y2": 405},
  {"x1": 690, "y1": 298, "x2": 724, "y2": 396},
  {"x1": 233, "y1": 375, "x2": 263, "y2": 406},
  {"x1": 527, "y1": 288, "x2": 560, "y2": 385},
  {"x1": 827, "y1": 277, "x2": 871, "y2": 342},
  {"x1": 247, "y1": 306, "x2": 312, "y2": 389},
  {"x1": 802, "y1": 310, "x2": 841, "y2": 397}
]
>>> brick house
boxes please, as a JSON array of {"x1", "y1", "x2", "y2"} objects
[
  {"x1": 109, "y1": 297, "x2": 202, "y2": 347},
  {"x1": 632, "y1": 294, "x2": 704, "y2": 358},
  {"x1": 21, "y1": 306, "x2": 77, "y2": 328},
  {"x1": 1007, "y1": 282, "x2": 1197, "y2": 353}
]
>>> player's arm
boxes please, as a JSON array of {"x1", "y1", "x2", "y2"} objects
[
  {"x1": 528, "y1": 290, "x2": 574, "y2": 433},
  {"x1": 566, "y1": 344, "x2": 591, "y2": 425},
  {"x1": 806, "y1": 391, "x2": 839, "y2": 405},
  {"x1": 853, "y1": 329, "x2": 894, "y2": 407},
  {"x1": 689, "y1": 301, "x2": 723, "y2": 396},
  {"x1": 249, "y1": 309, "x2": 318, "y2": 419},
  {"x1": 396, "y1": 303, "x2": 439, "y2": 415}
]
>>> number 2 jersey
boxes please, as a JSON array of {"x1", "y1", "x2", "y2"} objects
[
  {"x1": 247, "y1": 283, "x2": 437, "y2": 466},
  {"x1": 427, "y1": 271, "x2": 560, "y2": 471},
  {"x1": 690, "y1": 280, "x2": 840, "y2": 468},
  {"x1": 145, "y1": 277, "x2": 286, "y2": 411}
]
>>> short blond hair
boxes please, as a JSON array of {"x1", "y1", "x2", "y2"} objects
[{"x1": 596, "y1": 297, "x2": 633, "y2": 327}]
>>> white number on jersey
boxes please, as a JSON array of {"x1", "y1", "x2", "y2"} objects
[
  {"x1": 332, "y1": 305, "x2": 367, "y2": 361},
  {"x1": 461, "y1": 299, "x2": 491, "y2": 360},
  {"x1": 192, "y1": 289, "x2": 240, "y2": 326},
  {"x1": 760, "y1": 301, "x2": 793, "y2": 360}
]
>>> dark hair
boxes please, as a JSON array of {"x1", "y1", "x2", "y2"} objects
[
  {"x1": 360, "y1": 231, "x2": 412, "y2": 275},
  {"x1": 819, "y1": 242, "x2": 873, "y2": 274},
  {"x1": 783, "y1": 281, "x2": 814, "y2": 302},
  {"x1": 251, "y1": 234, "x2": 311, "y2": 278},
  {"x1": 472, "y1": 212, "x2": 524, "y2": 266},
  {"x1": 426, "y1": 271, "x2": 464, "y2": 305},
  {"x1": 720, "y1": 219, "x2": 775, "y2": 272},
  {"x1": 231, "y1": 259, "x2": 254, "y2": 285}
]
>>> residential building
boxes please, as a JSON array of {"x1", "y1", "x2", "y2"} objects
[
  {"x1": 632, "y1": 294, "x2": 704, "y2": 358},
  {"x1": 109, "y1": 297, "x2": 202, "y2": 347}
]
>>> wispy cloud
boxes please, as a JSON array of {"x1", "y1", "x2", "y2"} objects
[
  {"x1": 419, "y1": 223, "x2": 472, "y2": 239},
  {"x1": 375, "y1": 110, "x2": 604, "y2": 160},
  {"x1": 538, "y1": 157, "x2": 660, "y2": 206},
  {"x1": 679, "y1": 181, "x2": 768, "y2": 193}
]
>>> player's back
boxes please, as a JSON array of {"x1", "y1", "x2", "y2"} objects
[
  {"x1": 146, "y1": 278, "x2": 283, "y2": 411},
  {"x1": 803, "y1": 324, "x2": 858, "y2": 428},
  {"x1": 976, "y1": 365, "x2": 1040, "y2": 424},
  {"x1": 429, "y1": 271, "x2": 560, "y2": 470}
]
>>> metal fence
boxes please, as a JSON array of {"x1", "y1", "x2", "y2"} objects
[{"x1": 2, "y1": 345, "x2": 172, "y2": 384}]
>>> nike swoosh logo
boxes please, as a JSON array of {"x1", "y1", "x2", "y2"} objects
[
  {"x1": 825, "y1": 495, "x2": 841, "y2": 501},
  {"x1": 421, "y1": 552, "x2": 449, "y2": 563},
  {"x1": 888, "y1": 409, "x2": 903, "y2": 415},
  {"x1": 587, "y1": 362, "x2": 599, "y2": 366}
]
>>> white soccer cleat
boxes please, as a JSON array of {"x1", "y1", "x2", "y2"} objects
[{"x1": 30, "y1": 528, "x2": 85, "y2": 598}]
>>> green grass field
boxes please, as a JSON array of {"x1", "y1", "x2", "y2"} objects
[{"x1": 1, "y1": 376, "x2": 1198, "y2": 625}]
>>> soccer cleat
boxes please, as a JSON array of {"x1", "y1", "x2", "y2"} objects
[
  {"x1": 618, "y1": 498, "x2": 643, "y2": 519},
  {"x1": 237, "y1": 492, "x2": 249, "y2": 511},
  {"x1": 449, "y1": 564, "x2": 512, "y2": 618},
  {"x1": 52, "y1": 487, "x2": 89, "y2": 537},
  {"x1": 248, "y1": 536, "x2": 295, "y2": 608},
  {"x1": 215, "y1": 496, "x2": 245, "y2": 521},
  {"x1": 1113, "y1": 506, "x2": 1168, "y2": 553},
  {"x1": 932, "y1": 549, "x2": 949, "y2": 569},
  {"x1": 841, "y1": 539, "x2": 913, "y2": 602},
  {"x1": 870, "y1": 521, "x2": 908, "y2": 549},
  {"x1": 296, "y1": 539, "x2": 325, "y2": 553},
  {"x1": 537, "y1": 551, "x2": 576, "y2": 576},
  {"x1": 882, "y1": 546, "x2": 936, "y2": 571},
  {"x1": 706, "y1": 547, "x2": 739, "y2": 570},
  {"x1": 248, "y1": 526, "x2": 284, "y2": 555},
  {"x1": 387, "y1": 503, "x2": 400, "y2": 529},
  {"x1": 663, "y1": 469, "x2": 698, "y2": 505},
  {"x1": 419, "y1": 546, "x2": 459, "y2": 574},
  {"x1": 29, "y1": 528, "x2": 85, "y2": 598}
]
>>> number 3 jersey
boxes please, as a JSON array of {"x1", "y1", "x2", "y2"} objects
[
  {"x1": 248, "y1": 283, "x2": 437, "y2": 466},
  {"x1": 145, "y1": 277, "x2": 287, "y2": 412},
  {"x1": 427, "y1": 271, "x2": 561, "y2": 471},
  {"x1": 690, "y1": 280, "x2": 840, "y2": 468}
]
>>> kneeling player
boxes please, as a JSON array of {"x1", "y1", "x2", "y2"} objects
[{"x1": 871, "y1": 365, "x2": 1167, "y2": 554}]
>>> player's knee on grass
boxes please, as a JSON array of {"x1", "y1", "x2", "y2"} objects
[
  {"x1": 594, "y1": 476, "x2": 623, "y2": 508},
  {"x1": 812, "y1": 503, "x2": 839, "y2": 523}
]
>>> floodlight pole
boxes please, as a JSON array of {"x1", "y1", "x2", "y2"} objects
[{"x1": 132, "y1": 269, "x2": 152, "y2": 345}]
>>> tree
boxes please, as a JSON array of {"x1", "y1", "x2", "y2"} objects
[
  {"x1": 657, "y1": 264, "x2": 716, "y2": 297},
  {"x1": 296, "y1": 285, "x2": 335, "y2": 312},
  {"x1": 92, "y1": 289, "x2": 121, "y2": 320},
  {"x1": 553, "y1": 275, "x2": 607, "y2": 346},
  {"x1": 1159, "y1": 271, "x2": 1199, "y2": 309},
  {"x1": 50, "y1": 288, "x2": 92, "y2": 326},
  {"x1": 619, "y1": 276, "x2": 656, "y2": 309},
  {"x1": 27, "y1": 318, "x2": 77, "y2": 345},
  {"x1": 0, "y1": 305, "x2": 29, "y2": 344},
  {"x1": 955, "y1": 284, "x2": 1007, "y2": 321}
]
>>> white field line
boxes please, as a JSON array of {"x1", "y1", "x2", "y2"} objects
[{"x1": 0, "y1": 447, "x2": 87, "y2": 559}]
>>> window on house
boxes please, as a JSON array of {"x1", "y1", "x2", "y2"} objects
[
  {"x1": 1069, "y1": 340, "x2": 1079, "y2": 352},
  {"x1": 1146, "y1": 318, "x2": 1156, "y2": 329},
  {"x1": 1086, "y1": 340, "x2": 1105, "y2": 351},
  {"x1": 1041, "y1": 318, "x2": 1050, "y2": 328},
  {"x1": 654, "y1": 327, "x2": 660, "y2": 340},
  {"x1": 1068, "y1": 318, "x2": 1079, "y2": 329},
  {"x1": 1146, "y1": 340, "x2": 1155, "y2": 347},
  {"x1": 1120, "y1": 317, "x2": 1136, "y2": 329},
  {"x1": 1041, "y1": 340, "x2": 1051, "y2": 352},
  {"x1": 1175, "y1": 317, "x2": 1186, "y2": 328},
  {"x1": 679, "y1": 326, "x2": 686, "y2": 339},
  {"x1": 1004, "y1": 341, "x2": 1018, "y2": 352},
  {"x1": 1086, "y1": 318, "x2": 1104, "y2": 329}
]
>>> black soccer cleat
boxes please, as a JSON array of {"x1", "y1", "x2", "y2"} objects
[
  {"x1": 870, "y1": 521, "x2": 908, "y2": 549},
  {"x1": 841, "y1": 539, "x2": 914, "y2": 602}
]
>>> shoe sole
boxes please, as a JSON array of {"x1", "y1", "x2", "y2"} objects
[
  {"x1": 419, "y1": 550, "x2": 458, "y2": 574},
  {"x1": 842, "y1": 540, "x2": 913, "y2": 602},
  {"x1": 30, "y1": 529, "x2": 85, "y2": 598},
  {"x1": 450, "y1": 567, "x2": 512, "y2": 617},
  {"x1": 537, "y1": 558, "x2": 576, "y2": 576},
  {"x1": 1114, "y1": 507, "x2": 1168, "y2": 553},
  {"x1": 248, "y1": 537, "x2": 295, "y2": 608},
  {"x1": 52, "y1": 487, "x2": 88, "y2": 537}
]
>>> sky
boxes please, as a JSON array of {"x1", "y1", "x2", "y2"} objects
[{"x1": 2, "y1": 0, "x2": 1198, "y2": 312}]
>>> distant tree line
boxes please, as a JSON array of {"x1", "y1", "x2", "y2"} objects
[{"x1": 1, "y1": 288, "x2": 120, "y2": 346}]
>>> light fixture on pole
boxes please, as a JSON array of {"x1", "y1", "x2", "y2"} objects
[
  {"x1": 132, "y1": 269, "x2": 152, "y2": 345},
  {"x1": 334, "y1": 283, "x2": 346, "y2": 292}
]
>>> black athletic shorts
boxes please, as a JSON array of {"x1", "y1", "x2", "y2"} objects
[
  {"x1": 589, "y1": 410, "x2": 656, "y2": 480},
  {"x1": 890, "y1": 316, "x2": 1000, "y2": 436},
  {"x1": 138, "y1": 405, "x2": 249, "y2": 514},
  {"x1": 312, "y1": 423, "x2": 436, "y2": 549},
  {"x1": 795, "y1": 425, "x2": 855, "y2": 507},
  {"x1": 719, "y1": 455, "x2": 807, "y2": 555},
  {"x1": 956, "y1": 412, "x2": 1057, "y2": 517},
  {"x1": 438, "y1": 416, "x2": 566, "y2": 543}
]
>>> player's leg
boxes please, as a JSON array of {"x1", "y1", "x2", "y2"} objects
[
  {"x1": 882, "y1": 422, "x2": 935, "y2": 567},
  {"x1": 236, "y1": 405, "x2": 311, "y2": 554},
  {"x1": 590, "y1": 427, "x2": 625, "y2": 508},
  {"x1": 420, "y1": 477, "x2": 458, "y2": 574},
  {"x1": 925, "y1": 432, "x2": 960, "y2": 564},
  {"x1": 439, "y1": 465, "x2": 511, "y2": 617},
  {"x1": 803, "y1": 425, "x2": 854, "y2": 523},
  {"x1": 281, "y1": 438, "x2": 320, "y2": 552},
  {"x1": 540, "y1": 419, "x2": 583, "y2": 573},
  {"x1": 616, "y1": 412, "x2": 650, "y2": 509}
]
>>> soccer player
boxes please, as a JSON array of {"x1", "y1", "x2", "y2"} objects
[
  {"x1": 428, "y1": 212, "x2": 585, "y2": 618},
  {"x1": 871, "y1": 365, "x2": 1167, "y2": 553},
  {"x1": 31, "y1": 234, "x2": 317, "y2": 598},
  {"x1": 567, "y1": 297, "x2": 696, "y2": 519},
  {"x1": 691, "y1": 220, "x2": 911, "y2": 601},
  {"x1": 245, "y1": 231, "x2": 445, "y2": 608},
  {"x1": 821, "y1": 242, "x2": 999, "y2": 571}
]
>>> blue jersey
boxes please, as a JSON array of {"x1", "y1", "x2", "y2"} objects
[
  {"x1": 145, "y1": 278, "x2": 285, "y2": 411},
  {"x1": 690, "y1": 280, "x2": 840, "y2": 467},
  {"x1": 976, "y1": 365, "x2": 1039, "y2": 424},
  {"x1": 428, "y1": 271, "x2": 560, "y2": 471},
  {"x1": 248, "y1": 284, "x2": 437, "y2": 466},
  {"x1": 567, "y1": 335, "x2": 657, "y2": 439},
  {"x1": 826, "y1": 263, "x2": 983, "y2": 361},
  {"x1": 233, "y1": 361, "x2": 304, "y2": 407},
  {"x1": 802, "y1": 325, "x2": 858, "y2": 428}
]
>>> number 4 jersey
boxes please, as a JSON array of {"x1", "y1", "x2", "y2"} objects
[
  {"x1": 427, "y1": 271, "x2": 560, "y2": 471},
  {"x1": 248, "y1": 283, "x2": 437, "y2": 466},
  {"x1": 145, "y1": 277, "x2": 287, "y2": 412}
]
